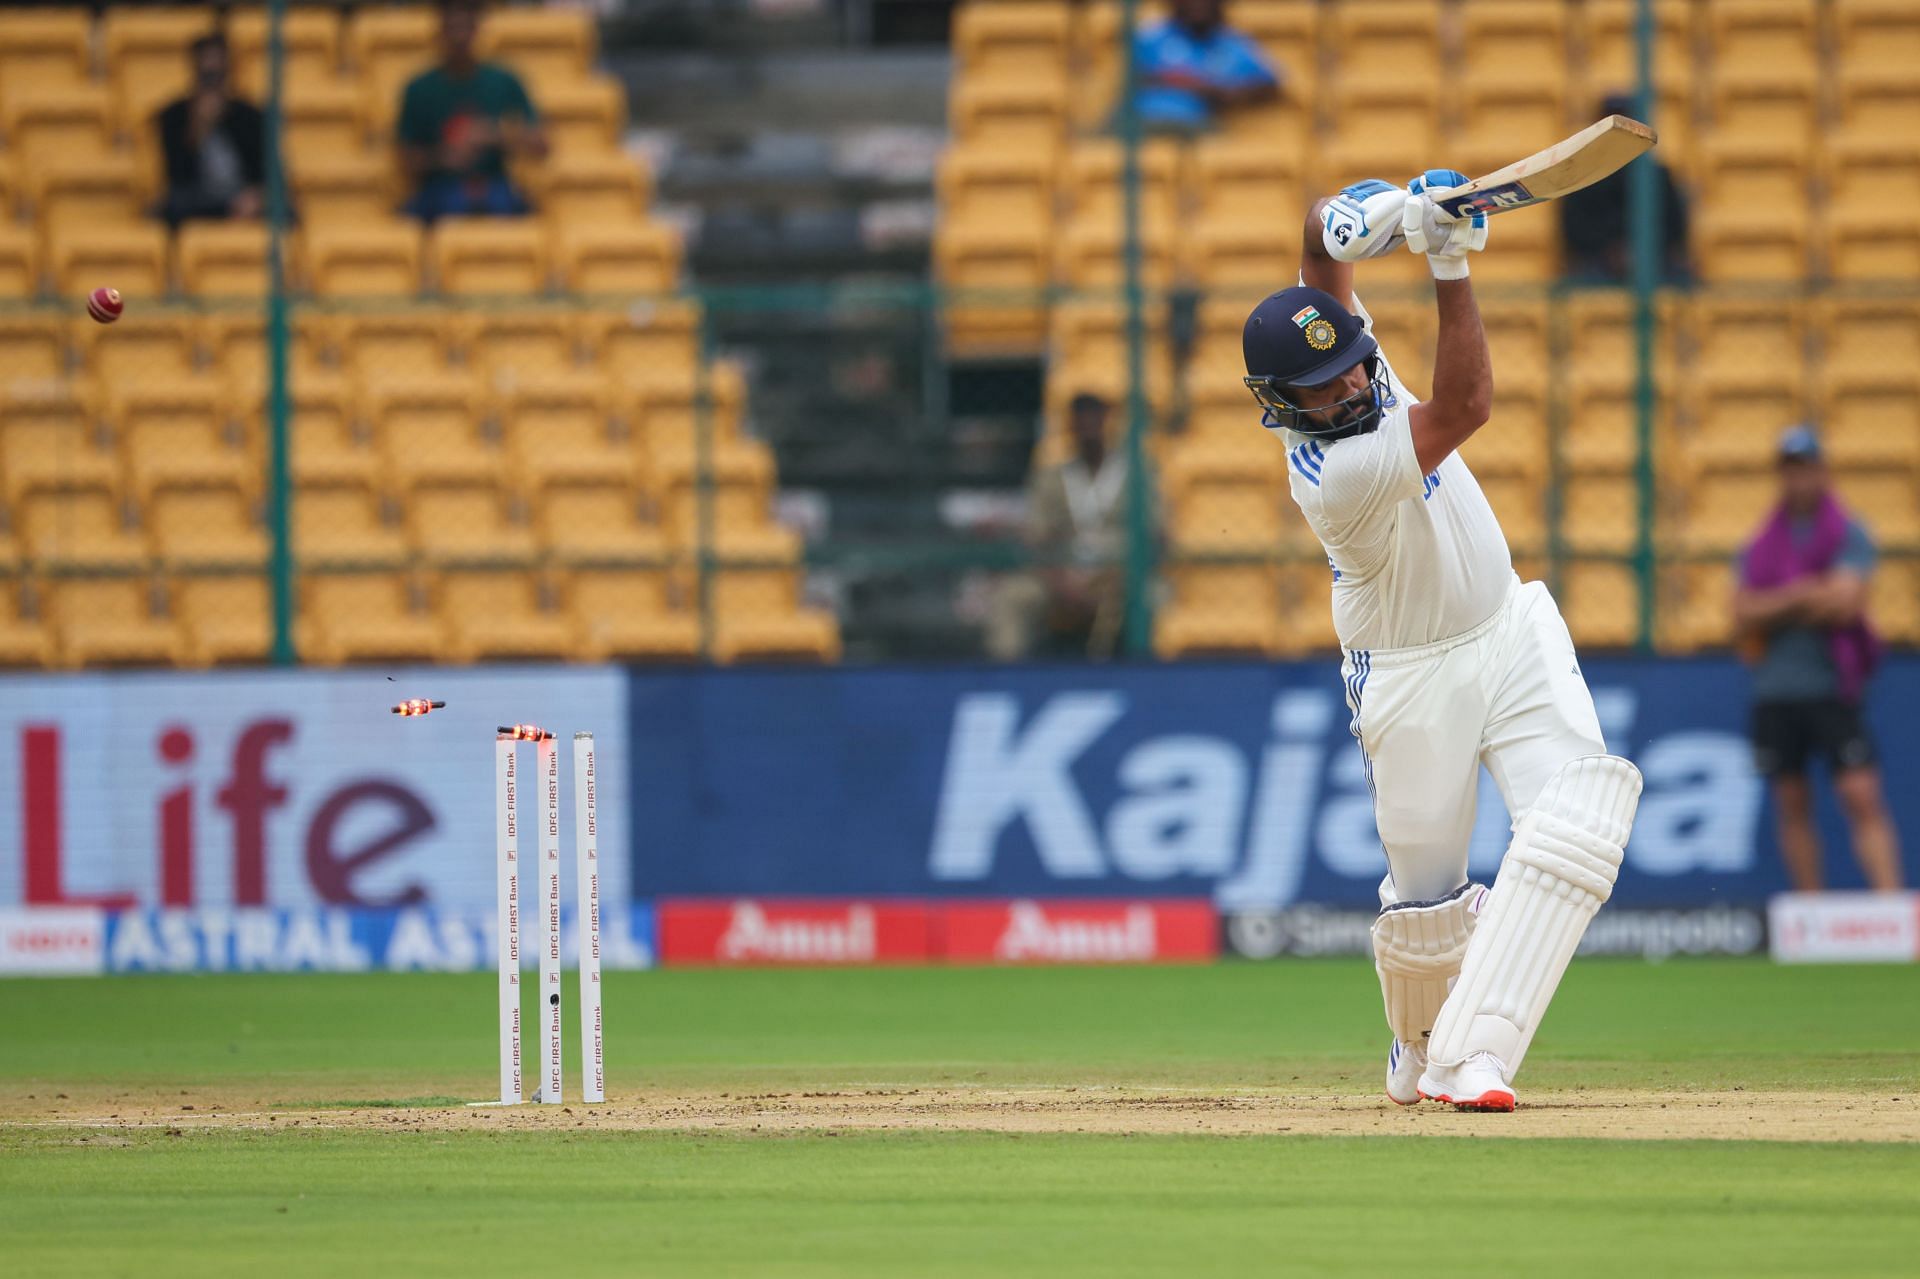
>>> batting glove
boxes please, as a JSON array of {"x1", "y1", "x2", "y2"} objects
[
  {"x1": 1403, "y1": 169, "x2": 1489, "y2": 280},
  {"x1": 1321, "y1": 179, "x2": 1409, "y2": 263}
]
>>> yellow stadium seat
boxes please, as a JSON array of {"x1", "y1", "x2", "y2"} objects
[
  {"x1": 1835, "y1": 67, "x2": 1920, "y2": 142},
  {"x1": 0, "y1": 316, "x2": 67, "y2": 385},
  {"x1": 1833, "y1": 0, "x2": 1920, "y2": 77},
  {"x1": 409, "y1": 478, "x2": 537, "y2": 564},
  {"x1": 1819, "y1": 368, "x2": 1920, "y2": 469},
  {"x1": 1461, "y1": 383, "x2": 1549, "y2": 481},
  {"x1": 530, "y1": 151, "x2": 652, "y2": 231},
  {"x1": 936, "y1": 144, "x2": 1056, "y2": 240},
  {"x1": 476, "y1": 5, "x2": 598, "y2": 85},
  {"x1": 1068, "y1": 0, "x2": 1132, "y2": 130},
  {"x1": 567, "y1": 563, "x2": 700, "y2": 662},
  {"x1": 1833, "y1": 467, "x2": 1920, "y2": 549},
  {"x1": 556, "y1": 222, "x2": 681, "y2": 294},
  {"x1": 1709, "y1": 73, "x2": 1817, "y2": 152},
  {"x1": 301, "y1": 570, "x2": 444, "y2": 664},
  {"x1": 347, "y1": 6, "x2": 438, "y2": 92},
  {"x1": 1869, "y1": 558, "x2": 1920, "y2": 642},
  {"x1": 1063, "y1": 138, "x2": 1183, "y2": 233},
  {"x1": 301, "y1": 221, "x2": 424, "y2": 297},
  {"x1": 431, "y1": 218, "x2": 550, "y2": 295},
  {"x1": 149, "y1": 479, "x2": 265, "y2": 569},
  {"x1": 1825, "y1": 208, "x2": 1920, "y2": 282},
  {"x1": 1478, "y1": 474, "x2": 1548, "y2": 555},
  {"x1": 537, "y1": 477, "x2": 661, "y2": 562},
  {"x1": 1233, "y1": 2, "x2": 1317, "y2": 83},
  {"x1": 660, "y1": 474, "x2": 792, "y2": 556},
  {"x1": 18, "y1": 480, "x2": 146, "y2": 571},
  {"x1": 1681, "y1": 470, "x2": 1774, "y2": 555},
  {"x1": 1823, "y1": 135, "x2": 1920, "y2": 221},
  {"x1": 953, "y1": 3, "x2": 1071, "y2": 77},
  {"x1": 1055, "y1": 218, "x2": 1176, "y2": 292},
  {"x1": 2, "y1": 85, "x2": 115, "y2": 171},
  {"x1": 463, "y1": 308, "x2": 580, "y2": 380},
  {"x1": 281, "y1": 77, "x2": 366, "y2": 160},
  {"x1": 1153, "y1": 564, "x2": 1284, "y2": 659},
  {"x1": 1561, "y1": 561, "x2": 1642, "y2": 649},
  {"x1": 229, "y1": 7, "x2": 342, "y2": 98},
  {"x1": 1698, "y1": 137, "x2": 1809, "y2": 214},
  {"x1": 934, "y1": 222, "x2": 1052, "y2": 357},
  {"x1": 1188, "y1": 217, "x2": 1292, "y2": 293},
  {"x1": 1319, "y1": 80, "x2": 1437, "y2": 185},
  {"x1": 0, "y1": 384, "x2": 115, "y2": 503},
  {"x1": 47, "y1": 574, "x2": 183, "y2": 668},
  {"x1": 632, "y1": 367, "x2": 767, "y2": 479},
  {"x1": 1693, "y1": 293, "x2": 1806, "y2": 385},
  {"x1": 0, "y1": 10, "x2": 92, "y2": 89},
  {"x1": 173, "y1": 572, "x2": 270, "y2": 665},
  {"x1": 1696, "y1": 208, "x2": 1810, "y2": 282},
  {"x1": 1708, "y1": 0, "x2": 1819, "y2": 85},
  {"x1": 709, "y1": 567, "x2": 841, "y2": 665},
  {"x1": 111, "y1": 377, "x2": 251, "y2": 499},
  {"x1": 1363, "y1": 295, "x2": 1434, "y2": 375},
  {"x1": 0, "y1": 224, "x2": 35, "y2": 298},
  {"x1": 1168, "y1": 476, "x2": 1287, "y2": 557},
  {"x1": 1564, "y1": 378, "x2": 1675, "y2": 475},
  {"x1": 949, "y1": 74, "x2": 1069, "y2": 150},
  {"x1": 294, "y1": 476, "x2": 408, "y2": 567},
  {"x1": 70, "y1": 312, "x2": 198, "y2": 387},
  {"x1": 583, "y1": 299, "x2": 702, "y2": 381},
  {"x1": 1182, "y1": 377, "x2": 1262, "y2": 442},
  {"x1": 438, "y1": 566, "x2": 576, "y2": 661},
  {"x1": 1477, "y1": 298, "x2": 1551, "y2": 393},
  {"x1": 498, "y1": 369, "x2": 636, "y2": 487},
  {"x1": 1682, "y1": 365, "x2": 1804, "y2": 473},
  {"x1": 331, "y1": 305, "x2": 458, "y2": 379},
  {"x1": 1328, "y1": 0, "x2": 1439, "y2": 76},
  {"x1": 290, "y1": 152, "x2": 395, "y2": 227},
  {"x1": 0, "y1": 577, "x2": 56, "y2": 668},
  {"x1": 260, "y1": 370, "x2": 375, "y2": 487},
  {"x1": 176, "y1": 222, "x2": 273, "y2": 299},
  {"x1": 26, "y1": 154, "x2": 146, "y2": 234},
  {"x1": 203, "y1": 311, "x2": 331, "y2": 388},
  {"x1": 363, "y1": 371, "x2": 498, "y2": 488},
  {"x1": 1460, "y1": 0, "x2": 1566, "y2": 84},
  {"x1": 1582, "y1": 0, "x2": 1694, "y2": 101},
  {"x1": 1815, "y1": 294, "x2": 1920, "y2": 378},
  {"x1": 1187, "y1": 297, "x2": 1260, "y2": 383},
  {"x1": 1457, "y1": 78, "x2": 1569, "y2": 161},
  {"x1": 538, "y1": 77, "x2": 627, "y2": 155},
  {"x1": 1048, "y1": 300, "x2": 1172, "y2": 404},
  {"x1": 1466, "y1": 211, "x2": 1558, "y2": 284},
  {"x1": 1559, "y1": 475, "x2": 1648, "y2": 557},
  {"x1": 102, "y1": 8, "x2": 214, "y2": 134},
  {"x1": 1195, "y1": 136, "x2": 1302, "y2": 225}
]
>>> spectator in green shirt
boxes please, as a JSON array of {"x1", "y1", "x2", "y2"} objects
[{"x1": 397, "y1": 0, "x2": 548, "y2": 222}]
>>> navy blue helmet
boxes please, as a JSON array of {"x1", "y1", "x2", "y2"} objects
[{"x1": 1242, "y1": 285, "x2": 1391, "y2": 440}]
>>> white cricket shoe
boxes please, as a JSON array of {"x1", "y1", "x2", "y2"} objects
[
  {"x1": 1417, "y1": 1051, "x2": 1516, "y2": 1112},
  {"x1": 1386, "y1": 1039, "x2": 1427, "y2": 1106}
]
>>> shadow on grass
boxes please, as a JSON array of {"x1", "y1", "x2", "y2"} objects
[{"x1": 274, "y1": 1096, "x2": 471, "y2": 1110}]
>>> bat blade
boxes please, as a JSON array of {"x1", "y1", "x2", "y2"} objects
[{"x1": 1431, "y1": 115, "x2": 1657, "y2": 219}]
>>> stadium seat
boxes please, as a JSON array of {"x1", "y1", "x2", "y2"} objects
[
  {"x1": 1868, "y1": 557, "x2": 1920, "y2": 642},
  {"x1": 431, "y1": 217, "x2": 551, "y2": 295},
  {"x1": 660, "y1": 473, "x2": 792, "y2": 556},
  {"x1": 1153, "y1": 564, "x2": 1284, "y2": 659},
  {"x1": 203, "y1": 311, "x2": 330, "y2": 387},
  {"x1": 584, "y1": 299, "x2": 702, "y2": 382},
  {"x1": 262, "y1": 370, "x2": 375, "y2": 487},
  {"x1": 1467, "y1": 211, "x2": 1559, "y2": 284},
  {"x1": 346, "y1": 6, "x2": 438, "y2": 94},
  {"x1": 537, "y1": 477, "x2": 662, "y2": 562},
  {"x1": 1048, "y1": 300, "x2": 1173, "y2": 406},
  {"x1": 1709, "y1": 71, "x2": 1817, "y2": 154},
  {"x1": 102, "y1": 8, "x2": 213, "y2": 135},
  {"x1": 293, "y1": 476, "x2": 408, "y2": 567},
  {"x1": 410, "y1": 477, "x2": 538, "y2": 564},
  {"x1": 290, "y1": 152, "x2": 395, "y2": 227},
  {"x1": 1318, "y1": 79, "x2": 1438, "y2": 187},
  {"x1": 331, "y1": 306, "x2": 458, "y2": 379},
  {"x1": 281, "y1": 77, "x2": 366, "y2": 160},
  {"x1": 953, "y1": 2, "x2": 1070, "y2": 76},
  {"x1": 1693, "y1": 293, "x2": 1807, "y2": 386},
  {"x1": 529, "y1": 151, "x2": 652, "y2": 231},
  {"x1": 1559, "y1": 475, "x2": 1645, "y2": 557},
  {"x1": 936, "y1": 144, "x2": 1057, "y2": 242},
  {"x1": 498, "y1": 369, "x2": 636, "y2": 488},
  {"x1": 1695, "y1": 208, "x2": 1810, "y2": 282},
  {"x1": 1561, "y1": 560, "x2": 1643, "y2": 649},
  {"x1": 537, "y1": 77, "x2": 627, "y2": 155},
  {"x1": 1167, "y1": 472, "x2": 1286, "y2": 557},
  {"x1": 1477, "y1": 474, "x2": 1547, "y2": 555},
  {"x1": 1708, "y1": 0, "x2": 1820, "y2": 85},
  {"x1": 948, "y1": 74, "x2": 1069, "y2": 150},
  {"x1": 567, "y1": 563, "x2": 701, "y2": 662},
  {"x1": 1582, "y1": 0, "x2": 1694, "y2": 97},
  {"x1": 1194, "y1": 136, "x2": 1302, "y2": 226},
  {"x1": 70, "y1": 311, "x2": 198, "y2": 385},
  {"x1": 176, "y1": 222, "x2": 273, "y2": 298},
  {"x1": 1460, "y1": 0, "x2": 1566, "y2": 85},
  {"x1": 1681, "y1": 470, "x2": 1775, "y2": 555},
  {"x1": 0, "y1": 384, "x2": 116, "y2": 503},
  {"x1": 1834, "y1": 67, "x2": 1920, "y2": 142},
  {"x1": 1062, "y1": 138, "x2": 1183, "y2": 234},
  {"x1": 1815, "y1": 294, "x2": 1920, "y2": 378},
  {"x1": 229, "y1": 7, "x2": 342, "y2": 98},
  {"x1": 1, "y1": 84, "x2": 115, "y2": 172},
  {"x1": 1327, "y1": 0, "x2": 1440, "y2": 78},
  {"x1": 934, "y1": 222, "x2": 1052, "y2": 356},
  {"x1": 708, "y1": 567, "x2": 841, "y2": 665},
  {"x1": 1826, "y1": 207, "x2": 1920, "y2": 282},
  {"x1": 463, "y1": 307, "x2": 581, "y2": 381},
  {"x1": 26, "y1": 154, "x2": 146, "y2": 234},
  {"x1": 1460, "y1": 384, "x2": 1548, "y2": 481},
  {"x1": 0, "y1": 316, "x2": 68, "y2": 385},
  {"x1": 110, "y1": 377, "x2": 250, "y2": 500},
  {"x1": 1823, "y1": 135, "x2": 1920, "y2": 225},
  {"x1": 1834, "y1": 466, "x2": 1920, "y2": 549},
  {"x1": 556, "y1": 223, "x2": 681, "y2": 294},
  {"x1": 0, "y1": 224, "x2": 35, "y2": 298},
  {"x1": 301, "y1": 221, "x2": 424, "y2": 297},
  {"x1": 1819, "y1": 368, "x2": 1920, "y2": 469},
  {"x1": 1233, "y1": 1, "x2": 1318, "y2": 86},
  {"x1": 173, "y1": 572, "x2": 270, "y2": 665},
  {"x1": 476, "y1": 5, "x2": 598, "y2": 86},
  {"x1": 47, "y1": 574, "x2": 183, "y2": 668},
  {"x1": 301, "y1": 569, "x2": 443, "y2": 664},
  {"x1": 1832, "y1": 0, "x2": 1920, "y2": 77},
  {"x1": 148, "y1": 478, "x2": 266, "y2": 569},
  {"x1": 633, "y1": 369, "x2": 771, "y2": 482},
  {"x1": 0, "y1": 577, "x2": 55, "y2": 668},
  {"x1": 1457, "y1": 79, "x2": 1568, "y2": 167},
  {"x1": 439, "y1": 566, "x2": 577, "y2": 661},
  {"x1": 1564, "y1": 378, "x2": 1674, "y2": 475},
  {"x1": 363, "y1": 371, "x2": 499, "y2": 488},
  {"x1": 1477, "y1": 298, "x2": 1551, "y2": 393},
  {"x1": 1187, "y1": 217, "x2": 1293, "y2": 294},
  {"x1": 0, "y1": 10, "x2": 92, "y2": 90},
  {"x1": 1698, "y1": 137, "x2": 1809, "y2": 215},
  {"x1": 1055, "y1": 218, "x2": 1176, "y2": 293},
  {"x1": 1683, "y1": 366, "x2": 1805, "y2": 473},
  {"x1": 17, "y1": 479, "x2": 146, "y2": 570}
]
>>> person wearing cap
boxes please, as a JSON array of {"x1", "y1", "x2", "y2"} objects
[
  {"x1": 1244, "y1": 175, "x2": 1643, "y2": 1113},
  {"x1": 1735, "y1": 428, "x2": 1902, "y2": 892}
]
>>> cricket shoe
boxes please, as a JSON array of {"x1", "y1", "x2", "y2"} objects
[
  {"x1": 1386, "y1": 1039, "x2": 1427, "y2": 1106},
  {"x1": 1417, "y1": 1051, "x2": 1516, "y2": 1112}
]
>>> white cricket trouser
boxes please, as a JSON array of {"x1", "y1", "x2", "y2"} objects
[{"x1": 1340, "y1": 579, "x2": 1608, "y2": 903}]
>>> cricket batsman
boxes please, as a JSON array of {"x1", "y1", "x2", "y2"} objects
[{"x1": 1240, "y1": 175, "x2": 1643, "y2": 1111}]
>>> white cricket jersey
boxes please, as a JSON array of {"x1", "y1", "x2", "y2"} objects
[{"x1": 1271, "y1": 296, "x2": 1515, "y2": 651}]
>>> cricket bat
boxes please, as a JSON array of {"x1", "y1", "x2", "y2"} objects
[{"x1": 1429, "y1": 115, "x2": 1658, "y2": 219}]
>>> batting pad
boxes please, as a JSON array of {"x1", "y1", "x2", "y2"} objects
[
  {"x1": 1426, "y1": 754, "x2": 1642, "y2": 1072},
  {"x1": 1371, "y1": 882, "x2": 1485, "y2": 1045}
]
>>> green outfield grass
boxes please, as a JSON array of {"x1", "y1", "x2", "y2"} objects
[{"x1": 4, "y1": 960, "x2": 1918, "y2": 1277}]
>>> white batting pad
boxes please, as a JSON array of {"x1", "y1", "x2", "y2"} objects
[
  {"x1": 1426, "y1": 755, "x2": 1642, "y2": 1072},
  {"x1": 1371, "y1": 881, "x2": 1485, "y2": 1045}
]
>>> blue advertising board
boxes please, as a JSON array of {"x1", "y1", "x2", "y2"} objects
[{"x1": 629, "y1": 658, "x2": 1920, "y2": 908}]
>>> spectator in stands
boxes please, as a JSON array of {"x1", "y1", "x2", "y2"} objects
[
  {"x1": 1560, "y1": 93, "x2": 1691, "y2": 284},
  {"x1": 988, "y1": 393, "x2": 1140, "y2": 661},
  {"x1": 1130, "y1": 0, "x2": 1280, "y2": 136},
  {"x1": 155, "y1": 33, "x2": 266, "y2": 228},
  {"x1": 1735, "y1": 426, "x2": 1904, "y2": 891},
  {"x1": 397, "y1": 0, "x2": 547, "y2": 222}
]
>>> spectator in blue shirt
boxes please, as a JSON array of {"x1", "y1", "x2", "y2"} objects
[{"x1": 1131, "y1": 0, "x2": 1280, "y2": 135}]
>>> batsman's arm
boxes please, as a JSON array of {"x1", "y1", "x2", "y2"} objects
[
  {"x1": 1408, "y1": 278, "x2": 1492, "y2": 475},
  {"x1": 1300, "y1": 196, "x2": 1354, "y2": 310}
]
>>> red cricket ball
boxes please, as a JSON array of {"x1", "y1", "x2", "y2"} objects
[{"x1": 86, "y1": 287, "x2": 123, "y2": 324}]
